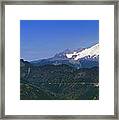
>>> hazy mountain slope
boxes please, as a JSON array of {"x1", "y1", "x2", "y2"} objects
[{"x1": 31, "y1": 43, "x2": 99, "y2": 68}]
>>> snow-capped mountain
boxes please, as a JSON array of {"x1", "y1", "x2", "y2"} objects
[
  {"x1": 66, "y1": 43, "x2": 99, "y2": 60},
  {"x1": 31, "y1": 43, "x2": 99, "y2": 68}
]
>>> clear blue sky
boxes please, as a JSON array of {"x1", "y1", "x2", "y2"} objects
[{"x1": 20, "y1": 20, "x2": 99, "y2": 61}]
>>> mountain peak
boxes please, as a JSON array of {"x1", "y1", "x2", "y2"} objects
[{"x1": 66, "y1": 43, "x2": 99, "y2": 60}]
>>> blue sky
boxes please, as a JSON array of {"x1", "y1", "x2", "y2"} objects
[{"x1": 20, "y1": 20, "x2": 99, "y2": 61}]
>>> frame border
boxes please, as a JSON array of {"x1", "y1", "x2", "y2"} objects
[{"x1": 0, "y1": 0, "x2": 118, "y2": 119}]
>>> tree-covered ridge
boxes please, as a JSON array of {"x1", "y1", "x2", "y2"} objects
[{"x1": 20, "y1": 59, "x2": 99, "y2": 100}]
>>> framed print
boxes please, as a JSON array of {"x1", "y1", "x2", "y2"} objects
[{"x1": 0, "y1": 0, "x2": 118, "y2": 120}]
